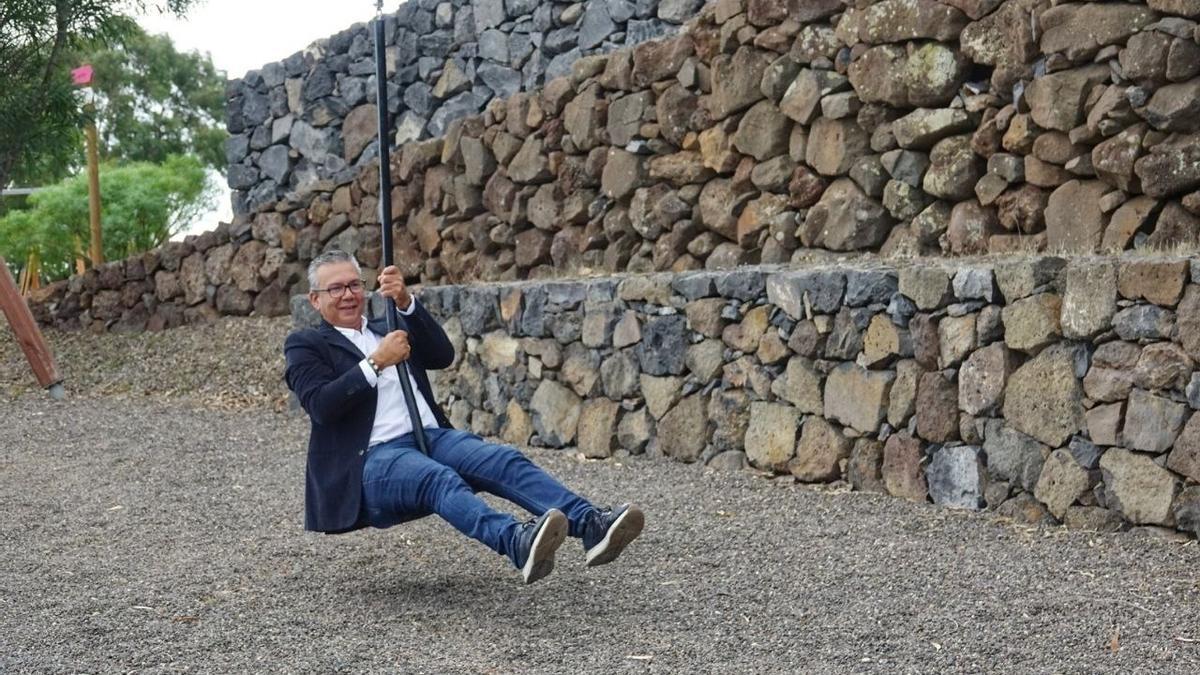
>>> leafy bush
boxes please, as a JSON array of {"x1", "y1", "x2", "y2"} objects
[{"x1": 0, "y1": 155, "x2": 212, "y2": 282}]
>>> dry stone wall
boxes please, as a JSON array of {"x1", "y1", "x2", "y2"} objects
[
  {"x1": 29, "y1": 0, "x2": 1200, "y2": 333},
  {"x1": 224, "y1": 0, "x2": 699, "y2": 214},
  {"x1": 231, "y1": 0, "x2": 1200, "y2": 287},
  {"x1": 289, "y1": 256, "x2": 1200, "y2": 538}
]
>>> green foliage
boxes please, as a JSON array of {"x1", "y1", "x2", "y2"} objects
[
  {"x1": 0, "y1": 155, "x2": 211, "y2": 282},
  {"x1": 78, "y1": 25, "x2": 228, "y2": 171},
  {"x1": 0, "y1": 1, "x2": 202, "y2": 189}
]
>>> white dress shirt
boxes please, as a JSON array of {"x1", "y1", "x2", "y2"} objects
[{"x1": 334, "y1": 300, "x2": 441, "y2": 447}]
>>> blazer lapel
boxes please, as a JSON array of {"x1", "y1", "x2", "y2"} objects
[{"x1": 366, "y1": 313, "x2": 407, "y2": 337}]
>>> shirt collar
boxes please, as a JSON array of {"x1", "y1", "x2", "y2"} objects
[{"x1": 332, "y1": 315, "x2": 369, "y2": 340}]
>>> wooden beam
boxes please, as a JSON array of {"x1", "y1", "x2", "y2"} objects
[{"x1": 0, "y1": 256, "x2": 63, "y2": 390}]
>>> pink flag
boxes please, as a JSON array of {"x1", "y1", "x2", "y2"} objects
[{"x1": 71, "y1": 64, "x2": 94, "y2": 86}]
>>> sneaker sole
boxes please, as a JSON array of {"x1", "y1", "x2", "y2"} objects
[
  {"x1": 522, "y1": 509, "x2": 568, "y2": 584},
  {"x1": 585, "y1": 506, "x2": 645, "y2": 568}
]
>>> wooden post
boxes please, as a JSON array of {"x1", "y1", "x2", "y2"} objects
[
  {"x1": 84, "y1": 108, "x2": 103, "y2": 267},
  {"x1": 73, "y1": 234, "x2": 87, "y2": 275},
  {"x1": 0, "y1": 256, "x2": 64, "y2": 394},
  {"x1": 28, "y1": 250, "x2": 40, "y2": 292}
]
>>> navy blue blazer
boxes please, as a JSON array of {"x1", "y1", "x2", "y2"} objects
[{"x1": 283, "y1": 301, "x2": 455, "y2": 533}]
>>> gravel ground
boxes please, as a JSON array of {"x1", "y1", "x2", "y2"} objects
[{"x1": 3, "y1": 318, "x2": 1200, "y2": 673}]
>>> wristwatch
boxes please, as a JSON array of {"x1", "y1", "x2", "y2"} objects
[{"x1": 367, "y1": 356, "x2": 383, "y2": 375}]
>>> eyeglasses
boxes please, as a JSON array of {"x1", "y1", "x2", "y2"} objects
[{"x1": 312, "y1": 280, "x2": 365, "y2": 298}]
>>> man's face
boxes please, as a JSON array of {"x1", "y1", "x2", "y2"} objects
[{"x1": 309, "y1": 261, "x2": 364, "y2": 329}]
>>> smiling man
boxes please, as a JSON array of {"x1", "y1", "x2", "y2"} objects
[{"x1": 283, "y1": 250, "x2": 644, "y2": 584}]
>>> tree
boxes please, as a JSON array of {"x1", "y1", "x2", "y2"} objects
[
  {"x1": 0, "y1": 1, "x2": 199, "y2": 190},
  {"x1": 0, "y1": 155, "x2": 211, "y2": 282},
  {"x1": 77, "y1": 25, "x2": 228, "y2": 171}
]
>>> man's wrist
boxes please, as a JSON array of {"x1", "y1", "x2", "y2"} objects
[{"x1": 366, "y1": 355, "x2": 383, "y2": 374}]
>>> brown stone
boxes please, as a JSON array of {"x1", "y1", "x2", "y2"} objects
[
  {"x1": 744, "y1": 402, "x2": 799, "y2": 471},
  {"x1": 577, "y1": 399, "x2": 620, "y2": 459},
  {"x1": 1045, "y1": 180, "x2": 1110, "y2": 254},
  {"x1": 697, "y1": 178, "x2": 750, "y2": 241},
  {"x1": 658, "y1": 394, "x2": 708, "y2": 462},
  {"x1": 1003, "y1": 344, "x2": 1084, "y2": 447},
  {"x1": 709, "y1": 46, "x2": 771, "y2": 119},
  {"x1": 883, "y1": 432, "x2": 928, "y2": 502},
  {"x1": 804, "y1": 178, "x2": 893, "y2": 251},
  {"x1": 733, "y1": 100, "x2": 792, "y2": 161},
  {"x1": 1140, "y1": 80, "x2": 1200, "y2": 133},
  {"x1": 748, "y1": 0, "x2": 840, "y2": 26},
  {"x1": 888, "y1": 360, "x2": 921, "y2": 427},
  {"x1": 1040, "y1": 3, "x2": 1158, "y2": 61},
  {"x1": 1167, "y1": 37, "x2": 1200, "y2": 82},
  {"x1": 1024, "y1": 156, "x2": 1072, "y2": 189},
  {"x1": 1102, "y1": 196, "x2": 1161, "y2": 252},
  {"x1": 1176, "y1": 285, "x2": 1200, "y2": 361},
  {"x1": 1061, "y1": 260, "x2": 1118, "y2": 339},
  {"x1": 806, "y1": 117, "x2": 871, "y2": 177},
  {"x1": 1134, "y1": 342, "x2": 1193, "y2": 391},
  {"x1": 848, "y1": 439, "x2": 886, "y2": 492},
  {"x1": 1092, "y1": 124, "x2": 1147, "y2": 194},
  {"x1": 1123, "y1": 389, "x2": 1190, "y2": 453},
  {"x1": 1001, "y1": 293, "x2": 1062, "y2": 354},
  {"x1": 1087, "y1": 402, "x2": 1124, "y2": 446},
  {"x1": 996, "y1": 184, "x2": 1048, "y2": 234},
  {"x1": 938, "y1": 314, "x2": 976, "y2": 369},
  {"x1": 824, "y1": 363, "x2": 894, "y2": 433},
  {"x1": 790, "y1": 416, "x2": 851, "y2": 482},
  {"x1": 923, "y1": 135, "x2": 983, "y2": 202},
  {"x1": 779, "y1": 69, "x2": 848, "y2": 125},
  {"x1": 1135, "y1": 133, "x2": 1200, "y2": 198},
  {"x1": 1168, "y1": 413, "x2": 1200, "y2": 482},
  {"x1": 1121, "y1": 32, "x2": 1172, "y2": 86},
  {"x1": 959, "y1": 342, "x2": 1015, "y2": 416},
  {"x1": 1034, "y1": 449, "x2": 1092, "y2": 520},
  {"x1": 862, "y1": 314, "x2": 910, "y2": 367},
  {"x1": 563, "y1": 84, "x2": 605, "y2": 151},
  {"x1": 1025, "y1": 65, "x2": 1110, "y2": 132},
  {"x1": 1118, "y1": 259, "x2": 1188, "y2": 306},
  {"x1": 342, "y1": 104, "x2": 378, "y2": 162},
  {"x1": 1147, "y1": 0, "x2": 1200, "y2": 18},
  {"x1": 915, "y1": 371, "x2": 958, "y2": 443},
  {"x1": 858, "y1": 0, "x2": 969, "y2": 44},
  {"x1": 891, "y1": 108, "x2": 973, "y2": 150},
  {"x1": 961, "y1": 1, "x2": 1038, "y2": 89},
  {"x1": 1100, "y1": 448, "x2": 1180, "y2": 526},
  {"x1": 1147, "y1": 202, "x2": 1200, "y2": 249},
  {"x1": 946, "y1": 200, "x2": 999, "y2": 255},
  {"x1": 601, "y1": 149, "x2": 647, "y2": 201},
  {"x1": 631, "y1": 34, "x2": 694, "y2": 88}
]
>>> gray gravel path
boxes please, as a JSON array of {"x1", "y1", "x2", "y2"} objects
[
  {"x1": 3, "y1": 395, "x2": 1200, "y2": 674},
  {"x1": 3, "y1": 317, "x2": 1200, "y2": 673}
]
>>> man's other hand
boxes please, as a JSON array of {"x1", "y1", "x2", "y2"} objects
[
  {"x1": 378, "y1": 265, "x2": 412, "y2": 310},
  {"x1": 372, "y1": 330, "x2": 411, "y2": 368}
]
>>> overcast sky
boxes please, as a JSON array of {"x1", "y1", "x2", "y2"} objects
[{"x1": 139, "y1": 1, "x2": 382, "y2": 237}]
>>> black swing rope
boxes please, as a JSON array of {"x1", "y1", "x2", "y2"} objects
[{"x1": 374, "y1": 1, "x2": 431, "y2": 455}]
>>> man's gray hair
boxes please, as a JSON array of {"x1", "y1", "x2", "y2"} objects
[{"x1": 307, "y1": 250, "x2": 362, "y2": 290}]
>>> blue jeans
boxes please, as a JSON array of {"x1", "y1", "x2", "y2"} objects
[{"x1": 361, "y1": 428, "x2": 595, "y2": 568}]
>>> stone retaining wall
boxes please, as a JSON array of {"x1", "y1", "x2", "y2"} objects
[
  {"x1": 224, "y1": 0, "x2": 698, "y2": 214},
  {"x1": 291, "y1": 255, "x2": 1200, "y2": 538},
  {"x1": 30, "y1": 0, "x2": 1200, "y2": 332}
]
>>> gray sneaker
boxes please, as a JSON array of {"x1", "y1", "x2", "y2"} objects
[
  {"x1": 513, "y1": 509, "x2": 568, "y2": 584},
  {"x1": 581, "y1": 504, "x2": 645, "y2": 567}
]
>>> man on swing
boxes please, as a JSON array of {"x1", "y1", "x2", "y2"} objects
[{"x1": 285, "y1": 250, "x2": 644, "y2": 584}]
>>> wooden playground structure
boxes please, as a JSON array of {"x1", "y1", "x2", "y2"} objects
[{"x1": 0, "y1": 255, "x2": 65, "y2": 399}]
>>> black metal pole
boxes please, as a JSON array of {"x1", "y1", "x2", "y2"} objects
[{"x1": 374, "y1": 8, "x2": 431, "y2": 455}]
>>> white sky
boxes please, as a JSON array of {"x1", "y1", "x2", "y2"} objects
[{"x1": 139, "y1": 1, "x2": 384, "y2": 238}]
